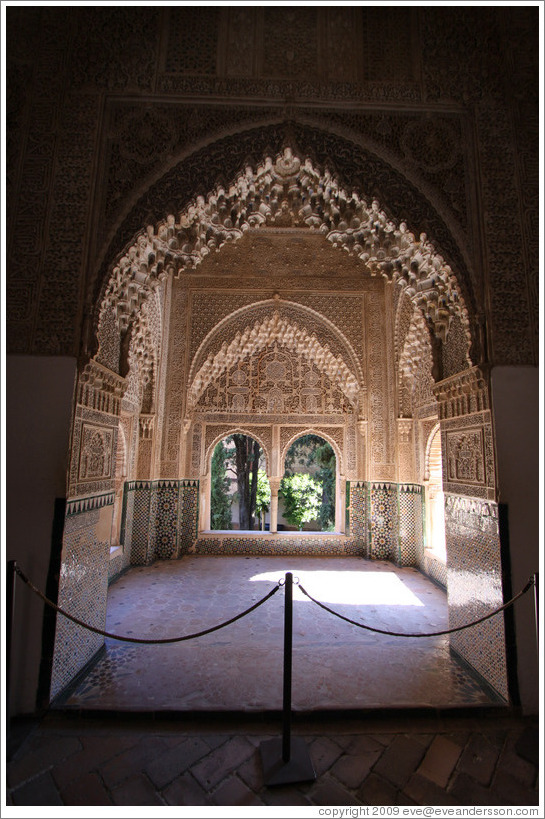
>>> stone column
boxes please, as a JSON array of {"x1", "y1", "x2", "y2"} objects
[
  {"x1": 336, "y1": 474, "x2": 346, "y2": 534},
  {"x1": 199, "y1": 472, "x2": 211, "y2": 531},
  {"x1": 268, "y1": 477, "x2": 281, "y2": 534}
]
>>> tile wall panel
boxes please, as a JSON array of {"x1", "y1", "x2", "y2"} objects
[
  {"x1": 445, "y1": 494, "x2": 508, "y2": 700},
  {"x1": 348, "y1": 481, "x2": 367, "y2": 551},
  {"x1": 424, "y1": 553, "x2": 448, "y2": 588},
  {"x1": 398, "y1": 484, "x2": 423, "y2": 566},
  {"x1": 153, "y1": 481, "x2": 179, "y2": 559},
  {"x1": 369, "y1": 482, "x2": 397, "y2": 560},
  {"x1": 50, "y1": 504, "x2": 111, "y2": 700},
  {"x1": 179, "y1": 480, "x2": 199, "y2": 554},
  {"x1": 120, "y1": 484, "x2": 133, "y2": 556},
  {"x1": 193, "y1": 535, "x2": 365, "y2": 556},
  {"x1": 129, "y1": 481, "x2": 152, "y2": 564},
  {"x1": 108, "y1": 547, "x2": 130, "y2": 583}
]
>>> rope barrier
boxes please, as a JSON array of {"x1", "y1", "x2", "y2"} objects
[
  {"x1": 12, "y1": 562, "x2": 536, "y2": 644},
  {"x1": 13, "y1": 564, "x2": 280, "y2": 645},
  {"x1": 297, "y1": 576, "x2": 535, "y2": 638}
]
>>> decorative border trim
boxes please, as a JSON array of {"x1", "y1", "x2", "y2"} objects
[
  {"x1": 125, "y1": 479, "x2": 199, "y2": 491},
  {"x1": 66, "y1": 492, "x2": 115, "y2": 517},
  {"x1": 399, "y1": 483, "x2": 423, "y2": 494}
]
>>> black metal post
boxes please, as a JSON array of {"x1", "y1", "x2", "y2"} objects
[
  {"x1": 7, "y1": 561, "x2": 17, "y2": 724},
  {"x1": 259, "y1": 572, "x2": 315, "y2": 785},
  {"x1": 282, "y1": 571, "x2": 293, "y2": 763},
  {"x1": 533, "y1": 572, "x2": 539, "y2": 649}
]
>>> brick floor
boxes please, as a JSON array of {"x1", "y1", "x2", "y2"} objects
[
  {"x1": 190, "y1": 736, "x2": 255, "y2": 790},
  {"x1": 144, "y1": 737, "x2": 210, "y2": 789},
  {"x1": 5, "y1": 712, "x2": 540, "y2": 808},
  {"x1": 417, "y1": 735, "x2": 463, "y2": 788},
  {"x1": 456, "y1": 732, "x2": 505, "y2": 786},
  {"x1": 59, "y1": 771, "x2": 113, "y2": 806},
  {"x1": 373, "y1": 734, "x2": 428, "y2": 788}
]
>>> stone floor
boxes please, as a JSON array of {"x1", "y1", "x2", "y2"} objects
[
  {"x1": 56, "y1": 556, "x2": 502, "y2": 713},
  {"x1": 5, "y1": 711, "x2": 540, "y2": 808}
]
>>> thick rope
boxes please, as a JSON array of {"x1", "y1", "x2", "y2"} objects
[
  {"x1": 14, "y1": 564, "x2": 280, "y2": 645},
  {"x1": 297, "y1": 577, "x2": 535, "y2": 638}
]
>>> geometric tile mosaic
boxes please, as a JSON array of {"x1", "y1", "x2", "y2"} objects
[
  {"x1": 193, "y1": 534, "x2": 365, "y2": 556},
  {"x1": 424, "y1": 553, "x2": 448, "y2": 589},
  {"x1": 122, "y1": 480, "x2": 430, "y2": 564},
  {"x1": 369, "y1": 482, "x2": 397, "y2": 561},
  {"x1": 130, "y1": 481, "x2": 152, "y2": 565},
  {"x1": 50, "y1": 509, "x2": 110, "y2": 700},
  {"x1": 153, "y1": 481, "x2": 179, "y2": 559},
  {"x1": 123, "y1": 479, "x2": 200, "y2": 563},
  {"x1": 179, "y1": 480, "x2": 199, "y2": 555},
  {"x1": 445, "y1": 494, "x2": 508, "y2": 702},
  {"x1": 398, "y1": 484, "x2": 423, "y2": 567},
  {"x1": 66, "y1": 491, "x2": 115, "y2": 517},
  {"x1": 348, "y1": 481, "x2": 367, "y2": 547}
]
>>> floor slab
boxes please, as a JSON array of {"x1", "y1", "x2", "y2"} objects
[{"x1": 55, "y1": 556, "x2": 501, "y2": 712}]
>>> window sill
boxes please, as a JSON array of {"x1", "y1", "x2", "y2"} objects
[{"x1": 200, "y1": 530, "x2": 345, "y2": 537}]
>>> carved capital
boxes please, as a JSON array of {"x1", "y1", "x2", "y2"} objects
[
  {"x1": 268, "y1": 477, "x2": 282, "y2": 494},
  {"x1": 77, "y1": 359, "x2": 126, "y2": 416},
  {"x1": 432, "y1": 366, "x2": 490, "y2": 419},
  {"x1": 357, "y1": 419, "x2": 368, "y2": 437},
  {"x1": 397, "y1": 418, "x2": 413, "y2": 443},
  {"x1": 139, "y1": 414, "x2": 155, "y2": 439}
]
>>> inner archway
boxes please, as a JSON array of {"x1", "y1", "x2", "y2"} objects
[
  {"x1": 50, "y1": 140, "x2": 510, "y2": 713},
  {"x1": 425, "y1": 424, "x2": 446, "y2": 562},
  {"x1": 280, "y1": 434, "x2": 337, "y2": 533},
  {"x1": 210, "y1": 434, "x2": 269, "y2": 532}
]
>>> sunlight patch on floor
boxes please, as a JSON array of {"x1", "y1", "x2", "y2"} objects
[{"x1": 250, "y1": 569, "x2": 424, "y2": 606}]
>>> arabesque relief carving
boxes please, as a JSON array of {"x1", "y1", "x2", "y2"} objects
[
  {"x1": 446, "y1": 428, "x2": 486, "y2": 486},
  {"x1": 78, "y1": 425, "x2": 114, "y2": 481},
  {"x1": 99, "y1": 149, "x2": 471, "y2": 357},
  {"x1": 188, "y1": 312, "x2": 359, "y2": 415}
]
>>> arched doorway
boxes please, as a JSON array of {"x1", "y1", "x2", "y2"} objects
[
  {"x1": 51, "y1": 142, "x2": 510, "y2": 708},
  {"x1": 425, "y1": 424, "x2": 446, "y2": 561}
]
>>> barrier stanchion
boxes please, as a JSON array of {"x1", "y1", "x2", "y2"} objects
[
  {"x1": 7, "y1": 560, "x2": 17, "y2": 728},
  {"x1": 260, "y1": 572, "x2": 316, "y2": 786},
  {"x1": 282, "y1": 570, "x2": 293, "y2": 763},
  {"x1": 533, "y1": 572, "x2": 539, "y2": 649}
]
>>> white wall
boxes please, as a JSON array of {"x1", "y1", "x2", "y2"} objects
[
  {"x1": 491, "y1": 366, "x2": 540, "y2": 713},
  {"x1": 6, "y1": 356, "x2": 77, "y2": 715}
]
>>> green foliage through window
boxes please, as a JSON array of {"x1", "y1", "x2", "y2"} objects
[
  {"x1": 210, "y1": 439, "x2": 232, "y2": 529},
  {"x1": 282, "y1": 435, "x2": 335, "y2": 531},
  {"x1": 280, "y1": 472, "x2": 323, "y2": 531}
]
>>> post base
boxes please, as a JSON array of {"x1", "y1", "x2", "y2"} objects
[{"x1": 260, "y1": 736, "x2": 316, "y2": 786}]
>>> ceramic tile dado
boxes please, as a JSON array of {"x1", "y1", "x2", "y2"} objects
[
  {"x1": 445, "y1": 496, "x2": 508, "y2": 701},
  {"x1": 56, "y1": 556, "x2": 502, "y2": 713}
]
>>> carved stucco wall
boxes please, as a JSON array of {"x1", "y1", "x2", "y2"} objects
[
  {"x1": 158, "y1": 232, "x2": 392, "y2": 486},
  {"x1": 7, "y1": 6, "x2": 537, "y2": 368}
]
